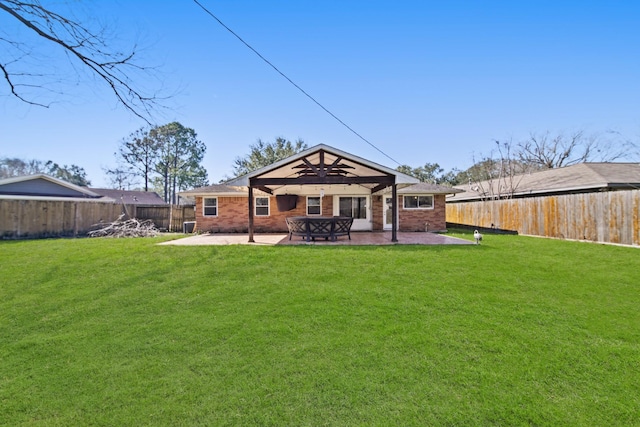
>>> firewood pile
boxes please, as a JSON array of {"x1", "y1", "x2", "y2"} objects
[{"x1": 88, "y1": 214, "x2": 160, "y2": 238}]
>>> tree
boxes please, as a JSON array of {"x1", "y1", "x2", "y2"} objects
[
  {"x1": 152, "y1": 122, "x2": 208, "y2": 204},
  {"x1": 396, "y1": 162, "x2": 460, "y2": 186},
  {"x1": 117, "y1": 127, "x2": 160, "y2": 191},
  {"x1": 114, "y1": 122, "x2": 208, "y2": 203},
  {"x1": 0, "y1": 0, "x2": 165, "y2": 121},
  {"x1": 103, "y1": 165, "x2": 139, "y2": 190},
  {"x1": 44, "y1": 161, "x2": 91, "y2": 186},
  {"x1": 516, "y1": 130, "x2": 637, "y2": 169},
  {"x1": 0, "y1": 157, "x2": 44, "y2": 178},
  {"x1": 457, "y1": 140, "x2": 532, "y2": 200},
  {"x1": 0, "y1": 156, "x2": 90, "y2": 185},
  {"x1": 232, "y1": 138, "x2": 308, "y2": 177}
]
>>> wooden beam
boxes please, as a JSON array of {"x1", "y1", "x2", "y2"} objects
[
  {"x1": 324, "y1": 156, "x2": 343, "y2": 176},
  {"x1": 248, "y1": 186, "x2": 254, "y2": 242},
  {"x1": 371, "y1": 183, "x2": 389, "y2": 194},
  {"x1": 256, "y1": 186, "x2": 273, "y2": 195},
  {"x1": 391, "y1": 184, "x2": 398, "y2": 242},
  {"x1": 318, "y1": 150, "x2": 325, "y2": 177},
  {"x1": 301, "y1": 157, "x2": 319, "y2": 176}
]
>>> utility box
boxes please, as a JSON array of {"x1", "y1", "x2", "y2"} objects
[{"x1": 183, "y1": 221, "x2": 196, "y2": 233}]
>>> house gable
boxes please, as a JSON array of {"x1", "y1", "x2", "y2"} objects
[{"x1": 0, "y1": 174, "x2": 102, "y2": 199}]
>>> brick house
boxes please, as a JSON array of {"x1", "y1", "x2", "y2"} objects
[{"x1": 180, "y1": 145, "x2": 460, "y2": 241}]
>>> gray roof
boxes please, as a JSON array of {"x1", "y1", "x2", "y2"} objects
[
  {"x1": 449, "y1": 162, "x2": 640, "y2": 201},
  {"x1": 89, "y1": 188, "x2": 166, "y2": 204},
  {"x1": 179, "y1": 184, "x2": 269, "y2": 197},
  {"x1": 0, "y1": 174, "x2": 104, "y2": 199},
  {"x1": 397, "y1": 182, "x2": 463, "y2": 195}
]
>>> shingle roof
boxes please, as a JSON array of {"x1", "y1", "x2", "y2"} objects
[
  {"x1": 450, "y1": 163, "x2": 640, "y2": 201},
  {"x1": 179, "y1": 184, "x2": 269, "y2": 197},
  {"x1": 396, "y1": 182, "x2": 463, "y2": 195},
  {"x1": 0, "y1": 174, "x2": 104, "y2": 199},
  {"x1": 89, "y1": 188, "x2": 166, "y2": 204}
]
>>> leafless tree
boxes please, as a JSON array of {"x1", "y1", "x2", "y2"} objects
[
  {"x1": 0, "y1": 0, "x2": 166, "y2": 121},
  {"x1": 516, "y1": 130, "x2": 637, "y2": 169},
  {"x1": 464, "y1": 140, "x2": 532, "y2": 200},
  {"x1": 103, "y1": 165, "x2": 140, "y2": 190}
]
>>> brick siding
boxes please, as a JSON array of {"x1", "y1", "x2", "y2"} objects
[
  {"x1": 371, "y1": 194, "x2": 447, "y2": 232},
  {"x1": 195, "y1": 194, "x2": 446, "y2": 233},
  {"x1": 399, "y1": 194, "x2": 447, "y2": 231},
  {"x1": 195, "y1": 195, "x2": 335, "y2": 233}
]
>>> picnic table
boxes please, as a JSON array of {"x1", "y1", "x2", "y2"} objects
[{"x1": 285, "y1": 216, "x2": 354, "y2": 242}]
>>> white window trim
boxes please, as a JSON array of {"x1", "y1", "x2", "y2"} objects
[
  {"x1": 255, "y1": 196, "x2": 270, "y2": 216},
  {"x1": 307, "y1": 196, "x2": 322, "y2": 216},
  {"x1": 203, "y1": 197, "x2": 218, "y2": 216},
  {"x1": 403, "y1": 194, "x2": 434, "y2": 210}
]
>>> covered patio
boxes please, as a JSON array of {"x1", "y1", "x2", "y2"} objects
[
  {"x1": 160, "y1": 231, "x2": 474, "y2": 246},
  {"x1": 224, "y1": 145, "x2": 419, "y2": 243}
]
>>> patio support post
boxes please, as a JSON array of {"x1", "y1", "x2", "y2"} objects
[
  {"x1": 248, "y1": 185, "x2": 255, "y2": 242},
  {"x1": 391, "y1": 183, "x2": 398, "y2": 242}
]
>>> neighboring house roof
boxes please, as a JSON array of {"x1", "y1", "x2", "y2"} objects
[
  {"x1": 89, "y1": 188, "x2": 167, "y2": 204},
  {"x1": 224, "y1": 144, "x2": 420, "y2": 188},
  {"x1": 0, "y1": 174, "x2": 106, "y2": 200},
  {"x1": 449, "y1": 162, "x2": 640, "y2": 202}
]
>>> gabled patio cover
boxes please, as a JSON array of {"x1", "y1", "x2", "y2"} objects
[{"x1": 225, "y1": 144, "x2": 419, "y2": 242}]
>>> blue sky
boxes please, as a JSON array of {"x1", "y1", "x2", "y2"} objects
[{"x1": 2, "y1": 1, "x2": 639, "y2": 187}]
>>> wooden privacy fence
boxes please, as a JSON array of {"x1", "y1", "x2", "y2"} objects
[
  {"x1": 134, "y1": 205, "x2": 195, "y2": 232},
  {"x1": 446, "y1": 189, "x2": 640, "y2": 246},
  {"x1": 0, "y1": 200, "x2": 195, "y2": 239}
]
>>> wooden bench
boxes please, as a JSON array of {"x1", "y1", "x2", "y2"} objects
[{"x1": 286, "y1": 216, "x2": 354, "y2": 242}]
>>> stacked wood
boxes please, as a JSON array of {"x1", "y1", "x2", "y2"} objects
[{"x1": 88, "y1": 214, "x2": 159, "y2": 238}]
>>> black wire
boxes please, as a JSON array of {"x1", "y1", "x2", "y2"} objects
[{"x1": 192, "y1": 0, "x2": 401, "y2": 166}]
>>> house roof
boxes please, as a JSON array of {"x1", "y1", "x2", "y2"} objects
[
  {"x1": 179, "y1": 184, "x2": 269, "y2": 197},
  {"x1": 449, "y1": 162, "x2": 640, "y2": 201},
  {"x1": 89, "y1": 188, "x2": 167, "y2": 204},
  {"x1": 395, "y1": 182, "x2": 463, "y2": 195},
  {"x1": 224, "y1": 144, "x2": 420, "y2": 189},
  {"x1": 0, "y1": 174, "x2": 105, "y2": 199}
]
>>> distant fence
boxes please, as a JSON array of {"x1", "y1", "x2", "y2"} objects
[
  {"x1": 134, "y1": 205, "x2": 195, "y2": 232},
  {"x1": 446, "y1": 189, "x2": 640, "y2": 246},
  {"x1": 0, "y1": 200, "x2": 195, "y2": 239}
]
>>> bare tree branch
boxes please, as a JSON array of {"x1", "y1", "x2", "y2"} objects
[
  {"x1": 0, "y1": 0, "x2": 167, "y2": 122},
  {"x1": 517, "y1": 130, "x2": 637, "y2": 168}
]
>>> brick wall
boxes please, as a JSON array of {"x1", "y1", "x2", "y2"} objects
[
  {"x1": 371, "y1": 196, "x2": 383, "y2": 230},
  {"x1": 371, "y1": 194, "x2": 447, "y2": 232},
  {"x1": 399, "y1": 194, "x2": 447, "y2": 231},
  {"x1": 195, "y1": 195, "x2": 335, "y2": 233},
  {"x1": 195, "y1": 194, "x2": 446, "y2": 233}
]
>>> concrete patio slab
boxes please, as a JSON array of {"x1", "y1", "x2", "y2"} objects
[{"x1": 160, "y1": 231, "x2": 474, "y2": 246}]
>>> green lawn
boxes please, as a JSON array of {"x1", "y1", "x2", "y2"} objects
[{"x1": 1, "y1": 232, "x2": 638, "y2": 426}]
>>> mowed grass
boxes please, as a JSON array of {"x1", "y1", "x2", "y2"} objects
[{"x1": 1, "y1": 232, "x2": 638, "y2": 426}]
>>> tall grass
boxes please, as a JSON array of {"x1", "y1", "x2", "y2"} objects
[{"x1": 1, "y1": 233, "x2": 638, "y2": 425}]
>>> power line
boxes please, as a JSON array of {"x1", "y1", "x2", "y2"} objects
[{"x1": 192, "y1": 0, "x2": 401, "y2": 166}]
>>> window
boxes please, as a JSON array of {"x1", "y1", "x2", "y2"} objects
[
  {"x1": 255, "y1": 197, "x2": 269, "y2": 216},
  {"x1": 307, "y1": 196, "x2": 321, "y2": 215},
  {"x1": 403, "y1": 195, "x2": 433, "y2": 209},
  {"x1": 339, "y1": 197, "x2": 367, "y2": 219},
  {"x1": 203, "y1": 197, "x2": 217, "y2": 216}
]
